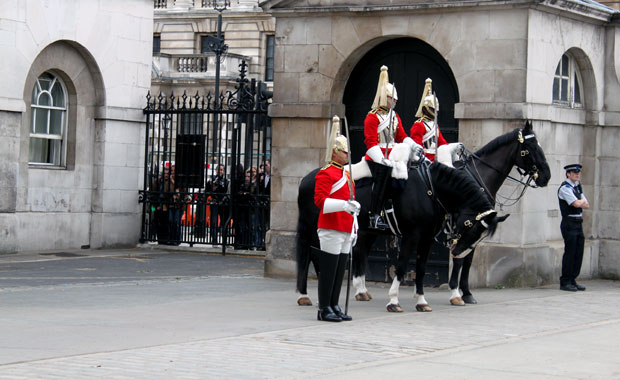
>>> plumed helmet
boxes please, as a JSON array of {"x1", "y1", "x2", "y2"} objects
[
  {"x1": 372, "y1": 65, "x2": 398, "y2": 109},
  {"x1": 415, "y1": 78, "x2": 439, "y2": 119},
  {"x1": 325, "y1": 115, "x2": 348, "y2": 163}
]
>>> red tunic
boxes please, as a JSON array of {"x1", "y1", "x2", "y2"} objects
[
  {"x1": 410, "y1": 120, "x2": 448, "y2": 161},
  {"x1": 314, "y1": 163, "x2": 355, "y2": 233},
  {"x1": 363, "y1": 111, "x2": 408, "y2": 161}
]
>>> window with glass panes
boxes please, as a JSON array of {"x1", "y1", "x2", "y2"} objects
[
  {"x1": 30, "y1": 72, "x2": 67, "y2": 165},
  {"x1": 265, "y1": 35, "x2": 274, "y2": 82},
  {"x1": 553, "y1": 54, "x2": 583, "y2": 108}
]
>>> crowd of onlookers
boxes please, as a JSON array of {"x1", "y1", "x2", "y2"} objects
[{"x1": 149, "y1": 159, "x2": 270, "y2": 249}]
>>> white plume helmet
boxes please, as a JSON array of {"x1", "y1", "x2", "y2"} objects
[
  {"x1": 325, "y1": 115, "x2": 348, "y2": 164},
  {"x1": 372, "y1": 65, "x2": 398, "y2": 110},
  {"x1": 415, "y1": 78, "x2": 438, "y2": 119}
]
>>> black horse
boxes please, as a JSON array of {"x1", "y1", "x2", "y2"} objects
[
  {"x1": 447, "y1": 120, "x2": 551, "y2": 305},
  {"x1": 296, "y1": 152, "x2": 508, "y2": 312}
]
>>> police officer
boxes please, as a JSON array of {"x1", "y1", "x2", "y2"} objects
[
  {"x1": 314, "y1": 116, "x2": 360, "y2": 322},
  {"x1": 558, "y1": 164, "x2": 589, "y2": 291}
]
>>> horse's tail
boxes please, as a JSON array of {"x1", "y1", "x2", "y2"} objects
[
  {"x1": 295, "y1": 210, "x2": 313, "y2": 295},
  {"x1": 295, "y1": 168, "x2": 321, "y2": 295}
]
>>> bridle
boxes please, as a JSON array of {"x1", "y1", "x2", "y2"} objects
[
  {"x1": 462, "y1": 129, "x2": 541, "y2": 208},
  {"x1": 444, "y1": 128, "x2": 543, "y2": 257}
]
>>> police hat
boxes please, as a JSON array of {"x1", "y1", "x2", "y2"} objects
[{"x1": 564, "y1": 164, "x2": 582, "y2": 172}]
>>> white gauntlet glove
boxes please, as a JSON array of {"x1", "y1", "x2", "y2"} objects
[
  {"x1": 343, "y1": 200, "x2": 361, "y2": 216},
  {"x1": 403, "y1": 137, "x2": 424, "y2": 163},
  {"x1": 367, "y1": 145, "x2": 394, "y2": 167},
  {"x1": 323, "y1": 198, "x2": 360, "y2": 216}
]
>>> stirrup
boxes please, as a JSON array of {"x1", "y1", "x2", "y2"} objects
[{"x1": 369, "y1": 213, "x2": 388, "y2": 230}]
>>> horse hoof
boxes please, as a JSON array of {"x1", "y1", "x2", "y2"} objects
[
  {"x1": 297, "y1": 297, "x2": 313, "y2": 306},
  {"x1": 415, "y1": 304, "x2": 433, "y2": 312},
  {"x1": 386, "y1": 303, "x2": 403, "y2": 313},
  {"x1": 355, "y1": 292, "x2": 371, "y2": 301},
  {"x1": 450, "y1": 297, "x2": 465, "y2": 306},
  {"x1": 462, "y1": 295, "x2": 478, "y2": 304}
]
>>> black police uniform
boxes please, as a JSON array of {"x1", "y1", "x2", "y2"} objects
[{"x1": 557, "y1": 168, "x2": 586, "y2": 290}]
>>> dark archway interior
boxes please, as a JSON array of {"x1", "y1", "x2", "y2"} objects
[
  {"x1": 343, "y1": 37, "x2": 459, "y2": 163},
  {"x1": 342, "y1": 37, "x2": 459, "y2": 285}
]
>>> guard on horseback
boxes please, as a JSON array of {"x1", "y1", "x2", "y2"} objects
[
  {"x1": 410, "y1": 78, "x2": 462, "y2": 167},
  {"x1": 313, "y1": 116, "x2": 360, "y2": 322},
  {"x1": 364, "y1": 65, "x2": 422, "y2": 230}
]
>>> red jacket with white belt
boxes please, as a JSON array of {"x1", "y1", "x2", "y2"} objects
[
  {"x1": 363, "y1": 110, "x2": 408, "y2": 161},
  {"x1": 314, "y1": 162, "x2": 355, "y2": 233}
]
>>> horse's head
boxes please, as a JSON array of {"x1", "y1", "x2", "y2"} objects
[
  {"x1": 515, "y1": 120, "x2": 551, "y2": 187},
  {"x1": 447, "y1": 209, "x2": 510, "y2": 258}
]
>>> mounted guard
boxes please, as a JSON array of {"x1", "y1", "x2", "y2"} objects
[
  {"x1": 363, "y1": 65, "x2": 423, "y2": 230},
  {"x1": 410, "y1": 78, "x2": 462, "y2": 167}
]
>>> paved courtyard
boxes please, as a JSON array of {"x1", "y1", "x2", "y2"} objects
[{"x1": 0, "y1": 248, "x2": 618, "y2": 379}]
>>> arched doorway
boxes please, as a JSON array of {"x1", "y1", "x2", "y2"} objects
[{"x1": 343, "y1": 37, "x2": 459, "y2": 286}]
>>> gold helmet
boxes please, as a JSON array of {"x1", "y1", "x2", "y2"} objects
[
  {"x1": 372, "y1": 65, "x2": 398, "y2": 110},
  {"x1": 415, "y1": 78, "x2": 438, "y2": 119},
  {"x1": 325, "y1": 115, "x2": 348, "y2": 163}
]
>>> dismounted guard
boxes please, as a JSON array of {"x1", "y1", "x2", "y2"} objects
[
  {"x1": 558, "y1": 164, "x2": 589, "y2": 292},
  {"x1": 313, "y1": 116, "x2": 360, "y2": 322},
  {"x1": 364, "y1": 65, "x2": 422, "y2": 230}
]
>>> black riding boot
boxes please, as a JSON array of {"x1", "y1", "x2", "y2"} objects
[
  {"x1": 367, "y1": 160, "x2": 392, "y2": 230},
  {"x1": 331, "y1": 253, "x2": 352, "y2": 321},
  {"x1": 313, "y1": 247, "x2": 342, "y2": 322}
]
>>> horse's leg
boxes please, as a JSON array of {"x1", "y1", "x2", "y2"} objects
[
  {"x1": 459, "y1": 248, "x2": 477, "y2": 304},
  {"x1": 352, "y1": 231, "x2": 375, "y2": 301},
  {"x1": 414, "y1": 237, "x2": 433, "y2": 312},
  {"x1": 448, "y1": 257, "x2": 465, "y2": 306},
  {"x1": 386, "y1": 233, "x2": 416, "y2": 312}
]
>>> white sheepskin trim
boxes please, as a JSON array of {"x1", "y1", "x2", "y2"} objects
[
  {"x1": 351, "y1": 160, "x2": 371, "y2": 181},
  {"x1": 436, "y1": 143, "x2": 464, "y2": 168},
  {"x1": 388, "y1": 143, "x2": 409, "y2": 179}
]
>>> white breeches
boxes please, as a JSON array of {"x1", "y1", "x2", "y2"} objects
[{"x1": 318, "y1": 229, "x2": 353, "y2": 255}]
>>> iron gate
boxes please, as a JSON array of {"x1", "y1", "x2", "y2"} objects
[{"x1": 139, "y1": 61, "x2": 271, "y2": 251}]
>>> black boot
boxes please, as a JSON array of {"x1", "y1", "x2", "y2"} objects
[
  {"x1": 331, "y1": 254, "x2": 352, "y2": 321},
  {"x1": 367, "y1": 160, "x2": 392, "y2": 230},
  {"x1": 313, "y1": 247, "x2": 342, "y2": 322}
]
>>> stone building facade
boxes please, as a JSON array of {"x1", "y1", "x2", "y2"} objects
[
  {"x1": 0, "y1": 0, "x2": 152, "y2": 253},
  {"x1": 261, "y1": 0, "x2": 620, "y2": 285},
  {"x1": 152, "y1": 0, "x2": 275, "y2": 96}
]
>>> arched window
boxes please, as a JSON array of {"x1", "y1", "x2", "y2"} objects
[
  {"x1": 553, "y1": 53, "x2": 583, "y2": 108},
  {"x1": 29, "y1": 72, "x2": 67, "y2": 166}
]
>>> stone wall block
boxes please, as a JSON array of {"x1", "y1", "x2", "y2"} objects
[
  {"x1": 277, "y1": 17, "x2": 306, "y2": 45},
  {"x1": 318, "y1": 45, "x2": 343, "y2": 79},
  {"x1": 270, "y1": 200, "x2": 298, "y2": 232},
  {"x1": 597, "y1": 211, "x2": 620, "y2": 240},
  {"x1": 380, "y1": 15, "x2": 409, "y2": 36},
  {"x1": 481, "y1": 244, "x2": 524, "y2": 287},
  {"x1": 476, "y1": 40, "x2": 526, "y2": 71},
  {"x1": 284, "y1": 45, "x2": 318, "y2": 73},
  {"x1": 299, "y1": 72, "x2": 332, "y2": 103},
  {"x1": 273, "y1": 147, "x2": 320, "y2": 178},
  {"x1": 599, "y1": 239, "x2": 620, "y2": 280},
  {"x1": 306, "y1": 17, "x2": 331, "y2": 45},
  {"x1": 273, "y1": 72, "x2": 299, "y2": 103},
  {"x1": 264, "y1": 230, "x2": 297, "y2": 278},
  {"x1": 332, "y1": 16, "x2": 360, "y2": 58},
  {"x1": 494, "y1": 69, "x2": 526, "y2": 102},
  {"x1": 0, "y1": 214, "x2": 17, "y2": 254},
  {"x1": 462, "y1": 11, "x2": 489, "y2": 41},
  {"x1": 489, "y1": 9, "x2": 526, "y2": 40}
]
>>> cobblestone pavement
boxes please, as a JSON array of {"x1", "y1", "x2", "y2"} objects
[{"x1": 0, "y1": 249, "x2": 619, "y2": 379}]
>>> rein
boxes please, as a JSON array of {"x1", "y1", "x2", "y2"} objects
[{"x1": 459, "y1": 130, "x2": 539, "y2": 209}]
